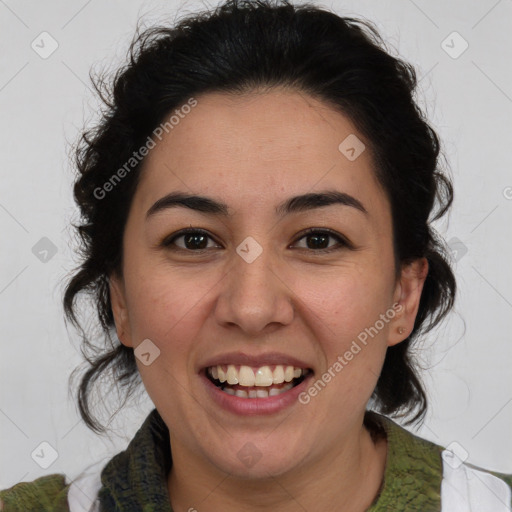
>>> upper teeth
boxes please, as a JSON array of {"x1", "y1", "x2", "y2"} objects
[{"x1": 208, "y1": 365, "x2": 306, "y2": 387}]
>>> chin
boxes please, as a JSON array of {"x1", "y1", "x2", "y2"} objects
[{"x1": 205, "y1": 438, "x2": 307, "y2": 480}]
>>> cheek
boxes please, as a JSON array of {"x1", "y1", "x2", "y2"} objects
[
  {"x1": 297, "y1": 263, "x2": 394, "y2": 343},
  {"x1": 123, "y1": 271, "x2": 211, "y2": 403},
  {"x1": 123, "y1": 266, "x2": 217, "y2": 357},
  {"x1": 294, "y1": 273, "x2": 393, "y2": 416}
]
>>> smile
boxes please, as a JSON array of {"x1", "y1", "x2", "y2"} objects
[{"x1": 206, "y1": 364, "x2": 312, "y2": 399}]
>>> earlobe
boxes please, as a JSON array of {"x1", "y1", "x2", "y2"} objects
[
  {"x1": 388, "y1": 257, "x2": 428, "y2": 347},
  {"x1": 108, "y1": 273, "x2": 133, "y2": 348}
]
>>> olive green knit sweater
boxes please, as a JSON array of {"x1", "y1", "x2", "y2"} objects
[{"x1": 1, "y1": 409, "x2": 511, "y2": 511}]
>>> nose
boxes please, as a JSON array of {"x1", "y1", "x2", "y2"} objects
[{"x1": 214, "y1": 240, "x2": 295, "y2": 336}]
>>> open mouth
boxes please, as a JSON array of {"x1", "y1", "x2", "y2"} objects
[{"x1": 205, "y1": 364, "x2": 313, "y2": 399}]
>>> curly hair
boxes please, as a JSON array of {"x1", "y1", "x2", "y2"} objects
[{"x1": 64, "y1": 0, "x2": 456, "y2": 434}]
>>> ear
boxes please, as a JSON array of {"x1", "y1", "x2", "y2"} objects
[
  {"x1": 388, "y1": 257, "x2": 428, "y2": 347},
  {"x1": 109, "y1": 272, "x2": 134, "y2": 348}
]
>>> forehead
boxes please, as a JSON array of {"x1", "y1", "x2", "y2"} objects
[{"x1": 135, "y1": 89, "x2": 388, "y2": 218}]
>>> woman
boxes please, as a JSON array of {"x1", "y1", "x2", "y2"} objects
[{"x1": 1, "y1": 0, "x2": 510, "y2": 510}]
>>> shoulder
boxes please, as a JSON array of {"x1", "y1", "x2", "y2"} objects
[
  {"x1": 0, "y1": 474, "x2": 70, "y2": 511},
  {"x1": 368, "y1": 411, "x2": 512, "y2": 510},
  {"x1": 442, "y1": 460, "x2": 512, "y2": 510},
  {"x1": 0, "y1": 459, "x2": 106, "y2": 512}
]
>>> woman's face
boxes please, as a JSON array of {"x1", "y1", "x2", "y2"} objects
[{"x1": 109, "y1": 89, "x2": 426, "y2": 478}]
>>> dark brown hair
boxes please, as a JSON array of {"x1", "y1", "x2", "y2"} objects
[{"x1": 64, "y1": 0, "x2": 456, "y2": 434}]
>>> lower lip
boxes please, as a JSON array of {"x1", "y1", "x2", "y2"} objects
[{"x1": 201, "y1": 371, "x2": 314, "y2": 415}]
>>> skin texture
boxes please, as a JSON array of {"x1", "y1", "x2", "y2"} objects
[{"x1": 109, "y1": 89, "x2": 428, "y2": 512}]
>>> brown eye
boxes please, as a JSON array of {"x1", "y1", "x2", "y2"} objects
[
  {"x1": 163, "y1": 229, "x2": 221, "y2": 251},
  {"x1": 292, "y1": 229, "x2": 351, "y2": 252}
]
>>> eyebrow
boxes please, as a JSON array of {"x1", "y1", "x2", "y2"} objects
[{"x1": 145, "y1": 190, "x2": 367, "y2": 220}]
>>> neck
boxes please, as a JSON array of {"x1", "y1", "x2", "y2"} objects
[{"x1": 167, "y1": 418, "x2": 387, "y2": 512}]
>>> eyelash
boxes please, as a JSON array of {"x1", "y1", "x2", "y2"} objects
[{"x1": 162, "y1": 227, "x2": 352, "y2": 254}]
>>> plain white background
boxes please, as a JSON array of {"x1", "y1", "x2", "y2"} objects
[{"x1": 1, "y1": 0, "x2": 511, "y2": 489}]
